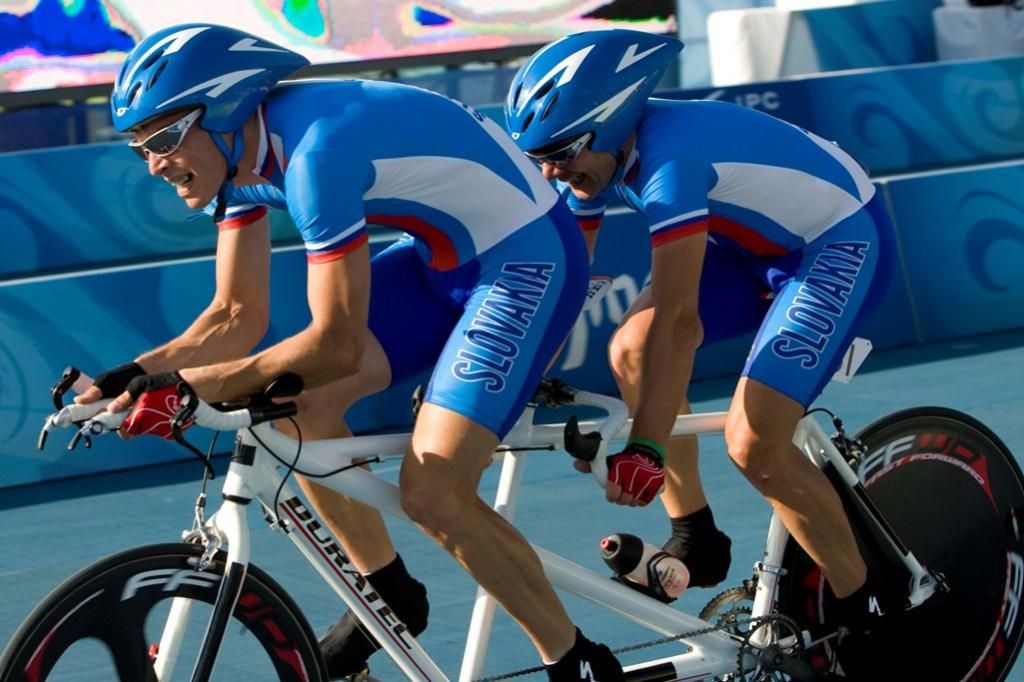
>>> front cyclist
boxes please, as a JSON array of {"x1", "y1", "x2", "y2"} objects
[
  {"x1": 87, "y1": 23, "x2": 622, "y2": 681},
  {"x1": 506, "y1": 30, "x2": 898, "y2": 677}
]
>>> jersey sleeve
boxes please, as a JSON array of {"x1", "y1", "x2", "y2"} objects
[
  {"x1": 639, "y1": 156, "x2": 713, "y2": 248},
  {"x1": 206, "y1": 187, "x2": 268, "y2": 231},
  {"x1": 284, "y1": 149, "x2": 370, "y2": 263},
  {"x1": 561, "y1": 182, "x2": 609, "y2": 232}
]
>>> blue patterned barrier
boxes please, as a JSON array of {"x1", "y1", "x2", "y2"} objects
[
  {"x1": 0, "y1": 143, "x2": 299, "y2": 278},
  {"x1": 883, "y1": 161, "x2": 1024, "y2": 340},
  {"x1": 801, "y1": 0, "x2": 939, "y2": 73},
  {"x1": 481, "y1": 55, "x2": 1024, "y2": 176}
]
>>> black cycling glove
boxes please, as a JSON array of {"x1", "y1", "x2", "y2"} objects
[
  {"x1": 92, "y1": 362, "x2": 146, "y2": 398},
  {"x1": 125, "y1": 371, "x2": 186, "y2": 400}
]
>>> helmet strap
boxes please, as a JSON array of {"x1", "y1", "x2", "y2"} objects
[
  {"x1": 607, "y1": 132, "x2": 638, "y2": 187},
  {"x1": 210, "y1": 131, "x2": 245, "y2": 223},
  {"x1": 607, "y1": 149, "x2": 628, "y2": 186}
]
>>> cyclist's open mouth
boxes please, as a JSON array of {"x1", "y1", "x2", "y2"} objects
[{"x1": 167, "y1": 172, "x2": 195, "y2": 191}]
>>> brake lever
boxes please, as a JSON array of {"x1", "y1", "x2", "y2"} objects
[
  {"x1": 37, "y1": 421, "x2": 52, "y2": 451},
  {"x1": 66, "y1": 429, "x2": 93, "y2": 451},
  {"x1": 38, "y1": 405, "x2": 83, "y2": 451},
  {"x1": 38, "y1": 399, "x2": 112, "y2": 451},
  {"x1": 40, "y1": 368, "x2": 85, "y2": 449},
  {"x1": 68, "y1": 410, "x2": 127, "y2": 450}
]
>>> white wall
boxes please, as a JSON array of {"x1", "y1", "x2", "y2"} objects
[{"x1": 676, "y1": 0, "x2": 774, "y2": 88}]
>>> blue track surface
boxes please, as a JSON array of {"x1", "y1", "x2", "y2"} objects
[{"x1": 2, "y1": 328, "x2": 1023, "y2": 680}]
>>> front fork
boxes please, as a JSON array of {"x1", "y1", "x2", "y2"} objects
[{"x1": 153, "y1": 441, "x2": 254, "y2": 682}]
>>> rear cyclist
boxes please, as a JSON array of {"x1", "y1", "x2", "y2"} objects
[
  {"x1": 84, "y1": 23, "x2": 623, "y2": 681},
  {"x1": 506, "y1": 29, "x2": 898, "y2": 675}
]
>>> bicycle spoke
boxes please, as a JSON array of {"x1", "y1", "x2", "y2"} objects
[
  {"x1": 105, "y1": 626, "x2": 157, "y2": 682},
  {"x1": 0, "y1": 544, "x2": 326, "y2": 682}
]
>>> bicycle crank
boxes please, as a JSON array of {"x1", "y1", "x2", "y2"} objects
[{"x1": 736, "y1": 613, "x2": 834, "y2": 681}]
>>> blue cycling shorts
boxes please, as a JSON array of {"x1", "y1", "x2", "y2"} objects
[
  {"x1": 367, "y1": 202, "x2": 588, "y2": 438},
  {"x1": 698, "y1": 192, "x2": 896, "y2": 406}
]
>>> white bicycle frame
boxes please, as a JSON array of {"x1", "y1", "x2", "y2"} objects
[
  {"x1": 131, "y1": 385, "x2": 935, "y2": 682},
  {"x1": 459, "y1": 401, "x2": 938, "y2": 681}
]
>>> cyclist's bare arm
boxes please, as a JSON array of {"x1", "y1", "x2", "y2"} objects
[
  {"x1": 164, "y1": 240, "x2": 373, "y2": 406},
  {"x1": 141, "y1": 217, "x2": 274, "y2": 370},
  {"x1": 628, "y1": 232, "x2": 705, "y2": 447},
  {"x1": 76, "y1": 218, "x2": 273, "y2": 404}
]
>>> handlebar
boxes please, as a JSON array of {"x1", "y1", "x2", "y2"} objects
[
  {"x1": 50, "y1": 399, "x2": 115, "y2": 427},
  {"x1": 531, "y1": 379, "x2": 631, "y2": 489},
  {"x1": 39, "y1": 371, "x2": 627, "y2": 494},
  {"x1": 565, "y1": 388, "x2": 629, "y2": 488},
  {"x1": 38, "y1": 370, "x2": 296, "y2": 451},
  {"x1": 184, "y1": 396, "x2": 255, "y2": 431},
  {"x1": 37, "y1": 389, "x2": 114, "y2": 450}
]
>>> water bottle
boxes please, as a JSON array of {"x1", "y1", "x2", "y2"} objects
[{"x1": 600, "y1": 532, "x2": 689, "y2": 600}]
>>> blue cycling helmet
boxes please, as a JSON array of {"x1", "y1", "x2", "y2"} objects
[
  {"x1": 111, "y1": 24, "x2": 309, "y2": 220},
  {"x1": 111, "y1": 23, "x2": 310, "y2": 133},
  {"x1": 505, "y1": 30, "x2": 683, "y2": 156}
]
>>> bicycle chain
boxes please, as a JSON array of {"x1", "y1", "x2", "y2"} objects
[{"x1": 471, "y1": 615, "x2": 764, "y2": 682}]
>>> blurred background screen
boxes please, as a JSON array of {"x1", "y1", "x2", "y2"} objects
[{"x1": 0, "y1": 0, "x2": 676, "y2": 94}]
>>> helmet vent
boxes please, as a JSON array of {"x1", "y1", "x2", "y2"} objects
[
  {"x1": 510, "y1": 82, "x2": 523, "y2": 110},
  {"x1": 540, "y1": 91, "x2": 559, "y2": 121},
  {"x1": 534, "y1": 80, "x2": 554, "y2": 100},
  {"x1": 147, "y1": 60, "x2": 168, "y2": 90},
  {"x1": 115, "y1": 59, "x2": 129, "y2": 88},
  {"x1": 127, "y1": 82, "x2": 142, "y2": 106},
  {"x1": 521, "y1": 112, "x2": 535, "y2": 132},
  {"x1": 139, "y1": 51, "x2": 162, "y2": 71}
]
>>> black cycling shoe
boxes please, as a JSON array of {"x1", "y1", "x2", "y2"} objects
[
  {"x1": 545, "y1": 629, "x2": 624, "y2": 681},
  {"x1": 828, "y1": 577, "x2": 906, "y2": 681},
  {"x1": 319, "y1": 554, "x2": 429, "y2": 680},
  {"x1": 662, "y1": 505, "x2": 733, "y2": 588}
]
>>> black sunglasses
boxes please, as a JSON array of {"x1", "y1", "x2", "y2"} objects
[
  {"x1": 128, "y1": 109, "x2": 202, "y2": 160},
  {"x1": 525, "y1": 131, "x2": 593, "y2": 168}
]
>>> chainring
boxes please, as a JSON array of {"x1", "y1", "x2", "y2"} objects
[
  {"x1": 699, "y1": 579, "x2": 757, "y2": 637},
  {"x1": 736, "y1": 614, "x2": 807, "y2": 682}
]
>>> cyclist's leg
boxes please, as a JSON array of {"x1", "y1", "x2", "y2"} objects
[
  {"x1": 295, "y1": 239, "x2": 458, "y2": 677},
  {"x1": 282, "y1": 346, "x2": 431, "y2": 680},
  {"x1": 279, "y1": 333, "x2": 394, "y2": 572},
  {"x1": 282, "y1": 239, "x2": 440, "y2": 571},
  {"x1": 726, "y1": 378, "x2": 866, "y2": 594},
  {"x1": 291, "y1": 238, "x2": 459, "y2": 567},
  {"x1": 399, "y1": 208, "x2": 619, "y2": 674},
  {"x1": 403, "y1": 403, "x2": 577, "y2": 658},
  {"x1": 735, "y1": 193, "x2": 896, "y2": 601}
]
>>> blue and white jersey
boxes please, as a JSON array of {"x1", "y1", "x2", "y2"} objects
[
  {"x1": 214, "y1": 80, "x2": 558, "y2": 268},
  {"x1": 566, "y1": 99, "x2": 875, "y2": 254}
]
